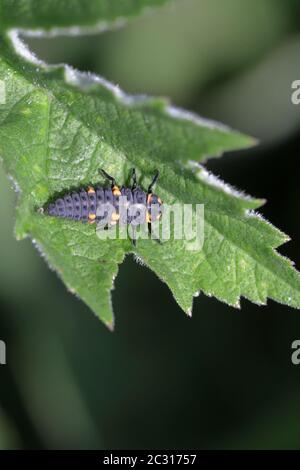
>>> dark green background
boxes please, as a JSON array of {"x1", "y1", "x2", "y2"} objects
[{"x1": 1, "y1": 0, "x2": 300, "y2": 449}]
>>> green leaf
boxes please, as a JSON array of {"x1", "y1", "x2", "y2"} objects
[
  {"x1": 0, "y1": 16, "x2": 300, "y2": 327},
  {"x1": 0, "y1": 0, "x2": 173, "y2": 33}
]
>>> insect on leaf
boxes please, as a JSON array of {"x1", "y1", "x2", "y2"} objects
[{"x1": 0, "y1": 0, "x2": 300, "y2": 328}]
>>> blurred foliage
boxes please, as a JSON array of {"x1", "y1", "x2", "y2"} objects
[{"x1": 1, "y1": 0, "x2": 300, "y2": 450}]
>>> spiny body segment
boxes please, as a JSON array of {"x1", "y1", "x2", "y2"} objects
[{"x1": 44, "y1": 169, "x2": 163, "y2": 242}]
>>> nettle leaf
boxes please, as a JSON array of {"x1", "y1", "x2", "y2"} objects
[{"x1": 0, "y1": 4, "x2": 300, "y2": 328}]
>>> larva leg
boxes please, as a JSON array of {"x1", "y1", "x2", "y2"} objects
[
  {"x1": 131, "y1": 226, "x2": 137, "y2": 247},
  {"x1": 131, "y1": 168, "x2": 137, "y2": 190},
  {"x1": 99, "y1": 169, "x2": 116, "y2": 189},
  {"x1": 147, "y1": 170, "x2": 159, "y2": 194},
  {"x1": 148, "y1": 222, "x2": 162, "y2": 244}
]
